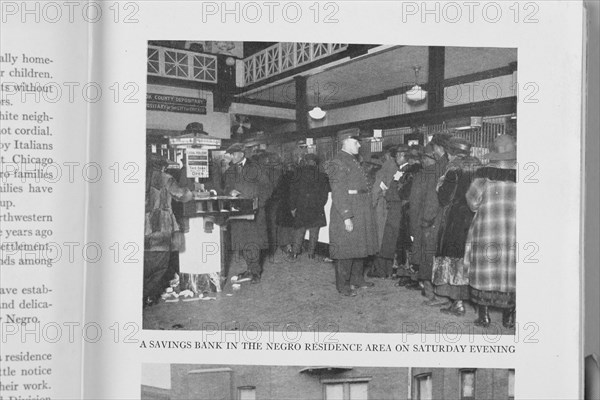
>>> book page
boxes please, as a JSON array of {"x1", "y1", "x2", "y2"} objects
[
  {"x1": 0, "y1": 3, "x2": 90, "y2": 399},
  {"x1": 83, "y1": 2, "x2": 585, "y2": 399},
  {"x1": 3, "y1": 1, "x2": 588, "y2": 399}
]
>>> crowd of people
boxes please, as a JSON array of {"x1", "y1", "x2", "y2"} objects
[
  {"x1": 142, "y1": 141, "x2": 331, "y2": 304},
  {"x1": 143, "y1": 131, "x2": 517, "y2": 329},
  {"x1": 327, "y1": 132, "x2": 517, "y2": 329}
]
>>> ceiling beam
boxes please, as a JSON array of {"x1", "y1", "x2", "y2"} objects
[
  {"x1": 307, "y1": 63, "x2": 518, "y2": 112},
  {"x1": 266, "y1": 96, "x2": 516, "y2": 144},
  {"x1": 232, "y1": 97, "x2": 295, "y2": 110},
  {"x1": 229, "y1": 102, "x2": 295, "y2": 120}
]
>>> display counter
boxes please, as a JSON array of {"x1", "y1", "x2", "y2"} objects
[{"x1": 178, "y1": 195, "x2": 256, "y2": 292}]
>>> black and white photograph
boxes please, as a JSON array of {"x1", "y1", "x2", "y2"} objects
[
  {"x1": 142, "y1": 41, "x2": 518, "y2": 334},
  {"x1": 141, "y1": 363, "x2": 515, "y2": 400},
  {"x1": 2, "y1": 1, "x2": 593, "y2": 399}
]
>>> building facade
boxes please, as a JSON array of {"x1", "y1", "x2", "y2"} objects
[{"x1": 141, "y1": 364, "x2": 515, "y2": 400}]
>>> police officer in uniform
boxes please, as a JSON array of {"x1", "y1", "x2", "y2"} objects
[{"x1": 325, "y1": 133, "x2": 379, "y2": 296}]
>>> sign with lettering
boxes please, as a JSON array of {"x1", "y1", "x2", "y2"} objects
[
  {"x1": 185, "y1": 148, "x2": 210, "y2": 178},
  {"x1": 169, "y1": 136, "x2": 221, "y2": 147},
  {"x1": 146, "y1": 93, "x2": 207, "y2": 114}
]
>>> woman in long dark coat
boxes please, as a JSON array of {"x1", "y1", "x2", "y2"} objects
[
  {"x1": 432, "y1": 137, "x2": 481, "y2": 316},
  {"x1": 408, "y1": 144, "x2": 448, "y2": 305}
]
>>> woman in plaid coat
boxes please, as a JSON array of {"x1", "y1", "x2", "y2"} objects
[{"x1": 464, "y1": 135, "x2": 517, "y2": 328}]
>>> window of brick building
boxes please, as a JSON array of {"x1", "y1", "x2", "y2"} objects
[
  {"x1": 323, "y1": 379, "x2": 369, "y2": 400},
  {"x1": 460, "y1": 369, "x2": 476, "y2": 400},
  {"x1": 238, "y1": 386, "x2": 256, "y2": 400},
  {"x1": 414, "y1": 373, "x2": 433, "y2": 400},
  {"x1": 508, "y1": 369, "x2": 515, "y2": 400}
]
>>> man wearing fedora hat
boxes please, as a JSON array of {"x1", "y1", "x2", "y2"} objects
[
  {"x1": 242, "y1": 137, "x2": 263, "y2": 161},
  {"x1": 325, "y1": 132, "x2": 378, "y2": 296},
  {"x1": 370, "y1": 145, "x2": 410, "y2": 278},
  {"x1": 222, "y1": 143, "x2": 273, "y2": 284},
  {"x1": 183, "y1": 122, "x2": 209, "y2": 136},
  {"x1": 464, "y1": 134, "x2": 517, "y2": 328}
]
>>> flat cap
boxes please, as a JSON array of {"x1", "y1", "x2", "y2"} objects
[
  {"x1": 225, "y1": 143, "x2": 245, "y2": 154},
  {"x1": 339, "y1": 132, "x2": 361, "y2": 142}
]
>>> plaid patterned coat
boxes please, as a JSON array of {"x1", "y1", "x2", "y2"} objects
[{"x1": 464, "y1": 165, "x2": 517, "y2": 293}]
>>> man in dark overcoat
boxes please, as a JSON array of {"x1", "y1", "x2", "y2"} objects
[
  {"x1": 371, "y1": 145, "x2": 410, "y2": 278},
  {"x1": 325, "y1": 133, "x2": 378, "y2": 296},
  {"x1": 222, "y1": 143, "x2": 273, "y2": 283},
  {"x1": 289, "y1": 153, "x2": 330, "y2": 259}
]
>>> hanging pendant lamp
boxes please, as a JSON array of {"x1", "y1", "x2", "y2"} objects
[
  {"x1": 406, "y1": 66, "x2": 428, "y2": 103},
  {"x1": 309, "y1": 83, "x2": 327, "y2": 120}
]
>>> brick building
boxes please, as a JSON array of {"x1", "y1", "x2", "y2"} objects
[{"x1": 141, "y1": 364, "x2": 514, "y2": 400}]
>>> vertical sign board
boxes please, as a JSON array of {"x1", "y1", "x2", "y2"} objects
[{"x1": 185, "y1": 148, "x2": 210, "y2": 178}]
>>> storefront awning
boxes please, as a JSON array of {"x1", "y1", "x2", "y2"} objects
[{"x1": 299, "y1": 367, "x2": 353, "y2": 375}]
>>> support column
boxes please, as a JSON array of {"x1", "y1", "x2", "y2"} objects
[
  {"x1": 427, "y1": 46, "x2": 445, "y2": 111},
  {"x1": 295, "y1": 75, "x2": 309, "y2": 132}
]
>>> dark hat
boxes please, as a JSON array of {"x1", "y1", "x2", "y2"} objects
[
  {"x1": 446, "y1": 136, "x2": 472, "y2": 155},
  {"x1": 225, "y1": 143, "x2": 245, "y2": 154},
  {"x1": 396, "y1": 144, "x2": 410, "y2": 154},
  {"x1": 422, "y1": 143, "x2": 436, "y2": 159},
  {"x1": 242, "y1": 137, "x2": 262, "y2": 148},
  {"x1": 429, "y1": 133, "x2": 452, "y2": 148},
  {"x1": 383, "y1": 143, "x2": 398, "y2": 153},
  {"x1": 147, "y1": 154, "x2": 170, "y2": 169},
  {"x1": 184, "y1": 122, "x2": 209, "y2": 136},
  {"x1": 406, "y1": 145, "x2": 423, "y2": 160},
  {"x1": 484, "y1": 134, "x2": 517, "y2": 161},
  {"x1": 339, "y1": 132, "x2": 361, "y2": 142},
  {"x1": 304, "y1": 153, "x2": 320, "y2": 164}
]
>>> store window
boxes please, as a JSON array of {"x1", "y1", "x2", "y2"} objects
[
  {"x1": 323, "y1": 380, "x2": 369, "y2": 400},
  {"x1": 460, "y1": 369, "x2": 476, "y2": 400},
  {"x1": 238, "y1": 386, "x2": 256, "y2": 400},
  {"x1": 508, "y1": 369, "x2": 515, "y2": 400},
  {"x1": 414, "y1": 374, "x2": 432, "y2": 400}
]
